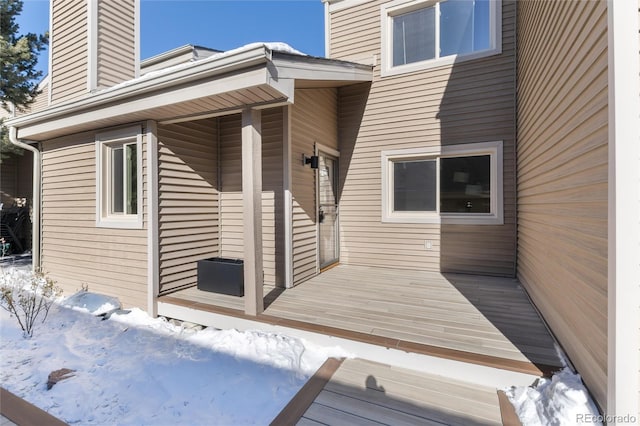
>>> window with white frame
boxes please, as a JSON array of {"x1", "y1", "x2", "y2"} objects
[
  {"x1": 381, "y1": 0, "x2": 501, "y2": 76},
  {"x1": 96, "y1": 126, "x2": 143, "y2": 228},
  {"x1": 381, "y1": 141, "x2": 503, "y2": 224}
]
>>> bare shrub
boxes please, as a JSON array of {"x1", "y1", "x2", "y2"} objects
[{"x1": 0, "y1": 269, "x2": 62, "y2": 337}]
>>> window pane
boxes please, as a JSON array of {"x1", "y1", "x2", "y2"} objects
[
  {"x1": 393, "y1": 160, "x2": 436, "y2": 211},
  {"x1": 440, "y1": 155, "x2": 491, "y2": 213},
  {"x1": 111, "y1": 147, "x2": 124, "y2": 214},
  {"x1": 126, "y1": 144, "x2": 137, "y2": 215},
  {"x1": 440, "y1": 0, "x2": 491, "y2": 57},
  {"x1": 393, "y1": 7, "x2": 435, "y2": 66}
]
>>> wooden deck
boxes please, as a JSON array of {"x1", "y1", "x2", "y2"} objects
[
  {"x1": 273, "y1": 358, "x2": 509, "y2": 426},
  {"x1": 160, "y1": 265, "x2": 562, "y2": 374}
]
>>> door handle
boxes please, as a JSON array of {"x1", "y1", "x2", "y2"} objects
[{"x1": 319, "y1": 208, "x2": 324, "y2": 223}]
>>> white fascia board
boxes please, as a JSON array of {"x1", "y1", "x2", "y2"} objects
[
  {"x1": 324, "y1": 1, "x2": 331, "y2": 58},
  {"x1": 607, "y1": 0, "x2": 640, "y2": 420},
  {"x1": 134, "y1": 0, "x2": 141, "y2": 78},
  {"x1": 17, "y1": 67, "x2": 272, "y2": 139},
  {"x1": 47, "y1": 0, "x2": 53, "y2": 106},
  {"x1": 270, "y1": 56, "x2": 373, "y2": 82},
  {"x1": 7, "y1": 45, "x2": 271, "y2": 133},
  {"x1": 87, "y1": 0, "x2": 98, "y2": 91},
  {"x1": 326, "y1": 0, "x2": 373, "y2": 13}
]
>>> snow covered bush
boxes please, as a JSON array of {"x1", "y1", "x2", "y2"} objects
[{"x1": 0, "y1": 269, "x2": 62, "y2": 337}]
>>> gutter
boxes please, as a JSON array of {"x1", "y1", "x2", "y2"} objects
[{"x1": 8, "y1": 126, "x2": 41, "y2": 272}]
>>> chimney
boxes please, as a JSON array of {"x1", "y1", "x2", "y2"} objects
[{"x1": 49, "y1": 0, "x2": 139, "y2": 105}]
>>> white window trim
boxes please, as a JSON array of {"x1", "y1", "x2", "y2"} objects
[
  {"x1": 96, "y1": 125, "x2": 143, "y2": 229},
  {"x1": 381, "y1": 141, "x2": 503, "y2": 225},
  {"x1": 380, "y1": 0, "x2": 502, "y2": 77}
]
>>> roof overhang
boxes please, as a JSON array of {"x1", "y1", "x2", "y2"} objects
[{"x1": 7, "y1": 45, "x2": 372, "y2": 141}]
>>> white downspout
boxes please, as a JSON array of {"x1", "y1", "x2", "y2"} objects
[{"x1": 8, "y1": 126, "x2": 41, "y2": 272}]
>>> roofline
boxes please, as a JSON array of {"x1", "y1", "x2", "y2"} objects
[
  {"x1": 141, "y1": 44, "x2": 223, "y2": 68},
  {"x1": 271, "y1": 50, "x2": 373, "y2": 71},
  {"x1": 7, "y1": 46, "x2": 373, "y2": 140},
  {"x1": 6, "y1": 45, "x2": 272, "y2": 129}
]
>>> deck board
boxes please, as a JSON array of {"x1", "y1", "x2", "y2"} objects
[
  {"x1": 298, "y1": 359, "x2": 502, "y2": 426},
  {"x1": 162, "y1": 265, "x2": 562, "y2": 370}
]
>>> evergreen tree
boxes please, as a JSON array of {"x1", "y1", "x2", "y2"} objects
[{"x1": 0, "y1": 0, "x2": 48, "y2": 160}]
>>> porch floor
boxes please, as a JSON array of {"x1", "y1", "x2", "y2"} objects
[{"x1": 159, "y1": 265, "x2": 562, "y2": 375}]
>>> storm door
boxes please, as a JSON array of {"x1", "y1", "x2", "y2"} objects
[{"x1": 318, "y1": 152, "x2": 339, "y2": 269}]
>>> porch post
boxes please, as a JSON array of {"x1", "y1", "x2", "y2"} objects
[
  {"x1": 607, "y1": 0, "x2": 640, "y2": 419},
  {"x1": 242, "y1": 108, "x2": 264, "y2": 315}
]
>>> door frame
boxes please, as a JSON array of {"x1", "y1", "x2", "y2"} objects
[{"x1": 315, "y1": 143, "x2": 340, "y2": 272}]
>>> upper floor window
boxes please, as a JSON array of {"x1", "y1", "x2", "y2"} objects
[
  {"x1": 382, "y1": 0, "x2": 501, "y2": 76},
  {"x1": 96, "y1": 125, "x2": 143, "y2": 229}
]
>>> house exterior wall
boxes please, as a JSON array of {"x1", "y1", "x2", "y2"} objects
[
  {"x1": 157, "y1": 119, "x2": 219, "y2": 295},
  {"x1": 1, "y1": 152, "x2": 32, "y2": 208},
  {"x1": 15, "y1": 152, "x2": 33, "y2": 205},
  {"x1": 218, "y1": 109, "x2": 284, "y2": 287},
  {"x1": 29, "y1": 81, "x2": 49, "y2": 113},
  {"x1": 15, "y1": 80, "x2": 50, "y2": 116},
  {"x1": 330, "y1": 0, "x2": 517, "y2": 275},
  {"x1": 50, "y1": 0, "x2": 137, "y2": 104},
  {"x1": 96, "y1": 0, "x2": 137, "y2": 89},
  {"x1": 291, "y1": 88, "x2": 338, "y2": 284},
  {"x1": 50, "y1": 0, "x2": 89, "y2": 104},
  {"x1": 41, "y1": 128, "x2": 148, "y2": 309},
  {"x1": 516, "y1": 0, "x2": 609, "y2": 410},
  {"x1": 0, "y1": 157, "x2": 18, "y2": 207}
]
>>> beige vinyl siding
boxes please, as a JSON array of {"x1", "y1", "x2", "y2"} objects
[
  {"x1": 291, "y1": 89, "x2": 338, "y2": 284},
  {"x1": 96, "y1": 0, "x2": 136, "y2": 88},
  {"x1": 516, "y1": 0, "x2": 608, "y2": 410},
  {"x1": 50, "y1": 0, "x2": 88, "y2": 104},
  {"x1": 41, "y1": 128, "x2": 148, "y2": 308},
  {"x1": 15, "y1": 81, "x2": 50, "y2": 116},
  {"x1": 331, "y1": 0, "x2": 517, "y2": 276},
  {"x1": 157, "y1": 119, "x2": 218, "y2": 294},
  {"x1": 218, "y1": 109, "x2": 284, "y2": 286},
  {"x1": 30, "y1": 81, "x2": 49, "y2": 112}
]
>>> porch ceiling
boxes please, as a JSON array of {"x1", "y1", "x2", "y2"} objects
[{"x1": 8, "y1": 46, "x2": 373, "y2": 141}]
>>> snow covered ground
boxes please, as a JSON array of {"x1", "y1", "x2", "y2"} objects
[
  {"x1": 0, "y1": 270, "x2": 348, "y2": 425},
  {"x1": 1, "y1": 268, "x2": 603, "y2": 425}
]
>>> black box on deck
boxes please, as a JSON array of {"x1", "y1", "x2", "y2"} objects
[{"x1": 197, "y1": 257, "x2": 244, "y2": 297}]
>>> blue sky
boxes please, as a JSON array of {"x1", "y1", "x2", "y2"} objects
[{"x1": 17, "y1": 0, "x2": 326, "y2": 78}]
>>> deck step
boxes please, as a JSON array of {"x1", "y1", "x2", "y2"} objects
[{"x1": 272, "y1": 358, "x2": 509, "y2": 426}]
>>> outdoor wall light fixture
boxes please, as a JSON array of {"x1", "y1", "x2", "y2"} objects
[{"x1": 303, "y1": 154, "x2": 319, "y2": 169}]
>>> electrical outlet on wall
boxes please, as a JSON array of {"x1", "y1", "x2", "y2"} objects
[{"x1": 425, "y1": 240, "x2": 432, "y2": 250}]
